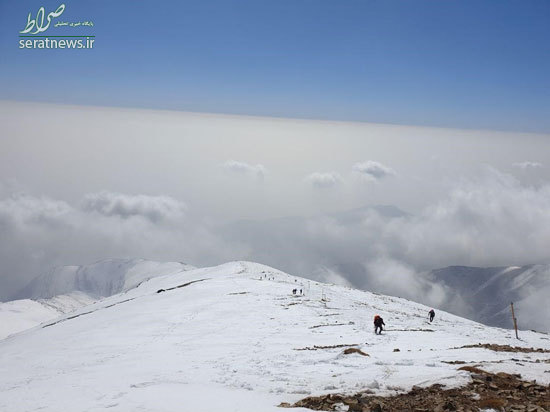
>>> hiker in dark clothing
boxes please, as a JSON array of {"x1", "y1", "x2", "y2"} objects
[
  {"x1": 429, "y1": 309, "x2": 435, "y2": 323},
  {"x1": 374, "y1": 315, "x2": 385, "y2": 335}
]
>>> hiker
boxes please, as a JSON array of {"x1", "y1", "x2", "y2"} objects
[
  {"x1": 374, "y1": 315, "x2": 385, "y2": 335},
  {"x1": 429, "y1": 309, "x2": 435, "y2": 323},
  {"x1": 292, "y1": 289, "x2": 297, "y2": 295}
]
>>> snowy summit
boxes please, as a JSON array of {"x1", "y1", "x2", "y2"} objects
[{"x1": 1, "y1": 261, "x2": 549, "y2": 411}]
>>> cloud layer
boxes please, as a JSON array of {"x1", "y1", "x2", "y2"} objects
[
  {"x1": 1, "y1": 168, "x2": 550, "y2": 330},
  {"x1": 3, "y1": 103, "x2": 550, "y2": 331}
]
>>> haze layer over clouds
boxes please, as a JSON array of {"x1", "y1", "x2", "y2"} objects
[{"x1": 1, "y1": 101, "x2": 550, "y2": 328}]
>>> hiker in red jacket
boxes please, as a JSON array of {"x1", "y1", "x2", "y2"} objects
[{"x1": 374, "y1": 315, "x2": 385, "y2": 335}]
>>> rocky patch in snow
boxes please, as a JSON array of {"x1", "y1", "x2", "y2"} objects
[
  {"x1": 453, "y1": 343, "x2": 550, "y2": 354},
  {"x1": 283, "y1": 366, "x2": 550, "y2": 411}
]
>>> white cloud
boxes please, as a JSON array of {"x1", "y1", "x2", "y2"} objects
[
  {"x1": 0, "y1": 193, "x2": 71, "y2": 224},
  {"x1": 81, "y1": 192, "x2": 186, "y2": 223},
  {"x1": 305, "y1": 172, "x2": 342, "y2": 188},
  {"x1": 222, "y1": 160, "x2": 266, "y2": 179},
  {"x1": 391, "y1": 168, "x2": 550, "y2": 269},
  {"x1": 312, "y1": 266, "x2": 353, "y2": 288},
  {"x1": 362, "y1": 257, "x2": 454, "y2": 309},
  {"x1": 513, "y1": 161, "x2": 543, "y2": 169},
  {"x1": 352, "y1": 160, "x2": 396, "y2": 181}
]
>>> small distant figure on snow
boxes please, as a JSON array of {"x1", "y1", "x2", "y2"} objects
[
  {"x1": 374, "y1": 314, "x2": 385, "y2": 335},
  {"x1": 429, "y1": 309, "x2": 435, "y2": 323},
  {"x1": 300, "y1": 289, "x2": 302, "y2": 295},
  {"x1": 292, "y1": 288, "x2": 297, "y2": 295}
]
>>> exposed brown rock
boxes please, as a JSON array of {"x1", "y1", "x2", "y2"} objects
[
  {"x1": 343, "y1": 348, "x2": 369, "y2": 357},
  {"x1": 453, "y1": 343, "x2": 550, "y2": 354},
  {"x1": 280, "y1": 367, "x2": 550, "y2": 411},
  {"x1": 295, "y1": 344, "x2": 359, "y2": 351}
]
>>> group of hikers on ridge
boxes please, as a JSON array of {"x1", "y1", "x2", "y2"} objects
[
  {"x1": 286, "y1": 285, "x2": 436, "y2": 335},
  {"x1": 373, "y1": 309, "x2": 435, "y2": 334}
]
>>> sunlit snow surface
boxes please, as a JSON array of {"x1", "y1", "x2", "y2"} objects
[
  {"x1": 0, "y1": 292, "x2": 96, "y2": 340},
  {"x1": 1, "y1": 261, "x2": 549, "y2": 411},
  {"x1": 0, "y1": 259, "x2": 193, "y2": 340}
]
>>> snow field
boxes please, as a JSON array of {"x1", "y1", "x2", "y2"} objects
[{"x1": 1, "y1": 261, "x2": 548, "y2": 411}]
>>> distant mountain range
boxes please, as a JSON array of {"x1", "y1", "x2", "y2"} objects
[{"x1": 431, "y1": 264, "x2": 550, "y2": 332}]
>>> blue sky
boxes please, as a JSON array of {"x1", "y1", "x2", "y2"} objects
[{"x1": 0, "y1": 0, "x2": 549, "y2": 132}]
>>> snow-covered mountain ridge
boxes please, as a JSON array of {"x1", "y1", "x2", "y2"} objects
[
  {"x1": 1, "y1": 259, "x2": 194, "y2": 340},
  {"x1": 0, "y1": 292, "x2": 96, "y2": 340},
  {"x1": 1, "y1": 261, "x2": 548, "y2": 411},
  {"x1": 12, "y1": 258, "x2": 194, "y2": 300}
]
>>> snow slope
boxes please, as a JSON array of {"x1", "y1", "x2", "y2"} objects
[
  {"x1": 1, "y1": 261, "x2": 549, "y2": 412},
  {"x1": 13, "y1": 258, "x2": 194, "y2": 300},
  {"x1": 2, "y1": 259, "x2": 194, "y2": 340},
  {"x1": 0, "y1": 292, "x2": 96, "y2": 340}
]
